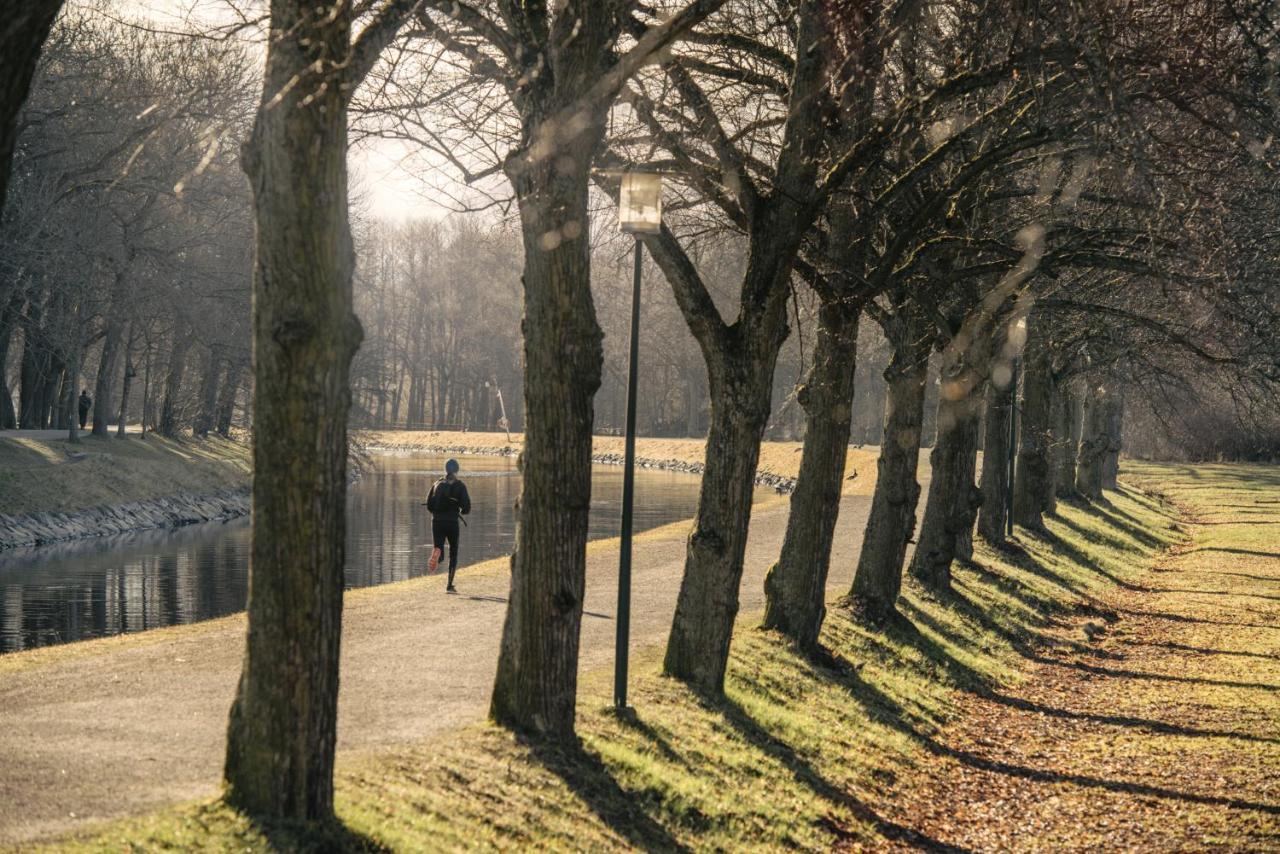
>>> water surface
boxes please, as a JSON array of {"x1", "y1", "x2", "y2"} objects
[{"x1": 0, "y1": 453, "x2": 753, "y2": 652}]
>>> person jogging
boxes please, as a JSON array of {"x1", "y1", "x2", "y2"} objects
[
  {"x1": 77, "y1": 389, "x2": 92, "y2": 431},
  {"x1": 426, "y1": 458, "x2": 471, "y2": 592}
]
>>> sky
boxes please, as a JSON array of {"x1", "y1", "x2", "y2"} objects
[{"x1": 112, "y1": 0, "x2": 456, "y2": 222}]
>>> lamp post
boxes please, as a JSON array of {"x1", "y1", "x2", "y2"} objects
[{"x1": 614, "y1": 170, "x2": 662, "y2": 712}]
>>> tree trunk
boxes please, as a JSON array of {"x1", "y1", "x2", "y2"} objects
[
  {"x1": 193, "y1": 344, "x2": 222, "y2": 438},
  {"x1": 489, "y1": 138, "x2": 605, "y2": 738},
  {"x1": 664, "y1": 346, "x2": 777, "y2": 693},
  {"x1": 64, "y1": 306, "x2": 82, "y2": 444},
  {"x1": 1101, "y1": 389, "x2": 1124, "y2": 490},
  {"x1": 117, "y1": 323, "x2": 136, "y2": 438},
  {"x1": 977, "y1": 378, "x2": 1013, "y2": 543},
  {"x1": 1051, "y1": 381, "x2": 1079, "y2": 499},
  {"x1": 92, "y1": 317, "x2": 124, "y2": 436},
  {"x1": 157, "y1": 326, "x2": 190, "y2": 438},
  {"x1": 0, "y1": 291, "x2": 20, "y2": 429},
  {"x1": 849, "y1": 326, "x2": 930, "y2": 621},
  {"x1": 1013, "y1": 329, "x2": 1056, "y2": 528},
  {"x1": 762, "y1": 298, "x2": 860, "y2": 650},
  {"x1": 1074, "y1": 385, "x2": 1107, "y2": 500},
  {"x1": 908, "y1": 375, "x2": 985, "y2": 593},
  {"x1": 215, "y1": 360, "x2": 242, "y2": 437},
  {"x1": 0, "y1": 2, "x2": 65, "y2": 212},
  {"x1": 223, "y1": 1, "x2": 362, "y2": 822}
]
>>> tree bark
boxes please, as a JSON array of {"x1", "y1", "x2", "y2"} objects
[
  {"x1": 762, "y1": 298, "x2": 860, "y2": 650},
  {"x1": 1051, "y1": 381, "x2": 1078, "y2": 498},
  {"x1": 664, "y1": 342, "x2": 778, "y2": 692},
  {"x1": 977, "y1": 377, "x2": 1013, "y2": 543},
  {"x1": 908, "y1": 369, "x2": 985, "y2": 593},
  {"x1": 0, "y1": 2, "x2": 65, "y2": 212},
  {"x1": 0, "y1": 291, "x2": 20, "y2": 429},
  {"x1": 223, "y1": 0, "x2": 366, "y2": 821},
  {"x1": 215, "y1": 360, "x2": 242, "y2": 437},
  {"x1": 157, "y1": 323, "x2": 190, "y2": 438},
  {"x1": 1101, "y1": 389, "x2": 1124, "y2": 490},
  {"x1": 92, "y1": 317, "x2": 124, "y2": 436},
  {"x1": 193, "y1": 344, "x2": 222, "y2": 438},
  {"x1": 117, "y1": 322, "x2": 136, "y2": 438},
  {"x1": 1074, "y1": 385, "x2": 1108, "y2": 500},
  {"x1": 1012, "y1": 326, "x2": 1056, "y2": 528},
  {"x1": 489, "y1": 131, "x2": 605, "y2": 738},
  {"x1": 849, "y1": 320, "x2": 930, "y2": 621}
]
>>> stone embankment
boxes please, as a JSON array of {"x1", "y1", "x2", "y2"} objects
[
  {"x1": 364, "y1": 439, "x2": 799, "y2": 495},
  {"x1": 0, "y1": 488, "x2": 250, "y2": 550}
]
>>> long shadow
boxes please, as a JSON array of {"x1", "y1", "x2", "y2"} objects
[
  {"x1": 1143, "y1": 587, "x2": 1280, "y2": 604},
  {"x1": 615, "y1": 711, "x2": 690, "y2": 769},
  {"x1": 1177, "y1": 567, "x2": 1280, "y2": 583},
  {"x1": 1118, "y1": 637, "x2": 1280, "y2": 661},
  {"x1": 526, "y1": 736, "x2": 688, "y2": 852},
  {"x1": 982, "y1": 691, "x2": 1280, "y2": 745},
  {"x1": 711, "y1": 691, "x2": 968, "y2": 852},
  {"x1": 240, "y1": 814, "x2": 391, "y2": 853},
  {"x1": 1113, "y1": 606, "x2": 1280, "y2": 632},
  {"x1": 1043, "y1": 517, "x2": 1153, "y2": 591},
  {"x1": 994, "y1": 529, "x2": 1094, "y2": 596},
  {"x1": 1047, "y1": 658, "x2": 1279, "y2": 692},
  {"x1": 1068, "y1": 500, "x2": 1167, "y2": 550},
  {"x1": 919, "y1": 736, "x2": 1280, "y2": 816},
  {"x1": 962, "y1": 558, "x2": 1071, "y2": 622},
  {"x1": 1190, "y1": 547, "x2": 1280, "y2": 560}
]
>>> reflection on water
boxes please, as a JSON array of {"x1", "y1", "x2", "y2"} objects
[{"x1": 0, "y1": 453, "x2": 748, "y2": 653}]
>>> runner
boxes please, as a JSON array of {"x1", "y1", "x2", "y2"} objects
[{"x1": 426, "y1": 458, "x2": 471, "y2": 592}]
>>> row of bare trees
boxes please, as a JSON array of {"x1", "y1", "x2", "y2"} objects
[
  {"x1": 2, "y1": 0, "x2": 1278, "y2": 832},
  {"x1": 1, "y1": 14, "x2": 253, "y2": 441}
]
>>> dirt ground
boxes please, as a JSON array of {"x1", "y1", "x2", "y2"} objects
[{"x1": 875, "y1": 465, "x2": 1280, "y2": 851}]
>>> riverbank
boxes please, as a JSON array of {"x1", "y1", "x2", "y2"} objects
[
  {"x1": 362, "y1": 429, "x2": 886, "y2": 496},
  {"x1": 0, "y1": 432, "x2": 250, "y2": 549},
  {"x1": 12, "y1": 463, "x2": 1271, "y2": 850}
]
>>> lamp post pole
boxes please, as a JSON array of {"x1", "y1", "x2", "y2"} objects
[
  {"x1": 1006, "y1": 356, "x2": 1019, "y2": 538},
  {"x1": 615, "y1": 238, "x2": 643, "y2": 712}
]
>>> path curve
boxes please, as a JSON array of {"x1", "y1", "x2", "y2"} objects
[{"x1": 0, "y1": 487, "x2": 887, "y2": 845}]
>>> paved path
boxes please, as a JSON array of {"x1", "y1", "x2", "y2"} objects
[{"x1": 0, "y1": 489, "x2": 886, "y2": 845}]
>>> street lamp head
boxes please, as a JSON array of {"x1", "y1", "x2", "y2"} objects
[{"x1": 619, "y1": 171, "x2": 662, "y2": 235}]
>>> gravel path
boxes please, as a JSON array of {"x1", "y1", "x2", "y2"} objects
[{"x1": 0, "y1": 489, "x2": 885, "y2": 845}]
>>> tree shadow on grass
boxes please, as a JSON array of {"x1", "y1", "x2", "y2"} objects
[
  {"x1": 981, "y1": 690, "x2": 1280, "y2": 745},
  {"x1": 524, "y1": 735, "x2": 688, "y2": 852},
  {"x1": 916, "y1": 735, "x2": 1280, "y2": 816},
  {"x1": 235, "y1": 813, "x2": 390, "y2": 854},
  {"x1": 707, "y1": 687, "x2": 968, "y2": 852}
]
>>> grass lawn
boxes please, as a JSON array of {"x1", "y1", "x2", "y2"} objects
[{"x1": 40, "y1": 460, "x2": 1256, "y2": 851}]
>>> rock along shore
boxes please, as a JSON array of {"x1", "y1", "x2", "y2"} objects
[
  {"x1": 0, "y1": 488, "x2": 251, "y2": 551},
  {"x1": 364, "y1": 441, "x2": 798, "y2": 495}
]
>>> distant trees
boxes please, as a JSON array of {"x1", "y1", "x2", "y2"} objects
[{"x1": 1, "y1": 14, "x2": 254, "y2": 435}]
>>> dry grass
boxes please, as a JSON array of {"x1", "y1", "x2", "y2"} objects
[
  {"x1": 39, "y1": 461, "x2": 1239, "y2": 852},
  {"x1": 0, "y1": 433, "x2": 249, "y2": 517}
]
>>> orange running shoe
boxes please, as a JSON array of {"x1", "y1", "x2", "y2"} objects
[{"x1": 428, "y1": 547, "x2": 442, "y2": 573}]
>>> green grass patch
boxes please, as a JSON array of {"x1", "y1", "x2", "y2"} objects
[
  {"x1": 48, "y1": 476, "x2": 1190, "y2": 852},
  {"x1": 0, "y1": 433, "x2": 249, "y2": 517}
]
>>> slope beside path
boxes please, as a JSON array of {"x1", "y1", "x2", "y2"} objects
[{"x1": 877, "y1": 463, "x2": 1280, "y2": 850}]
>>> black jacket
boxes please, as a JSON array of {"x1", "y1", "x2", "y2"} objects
[{"x1": 427, "y1": 477, "x2": 471, "y2": 520}]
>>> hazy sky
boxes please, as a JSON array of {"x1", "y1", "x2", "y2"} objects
[{"x1": 111, "y1": 0, "x2": 454, "y2": 221}]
